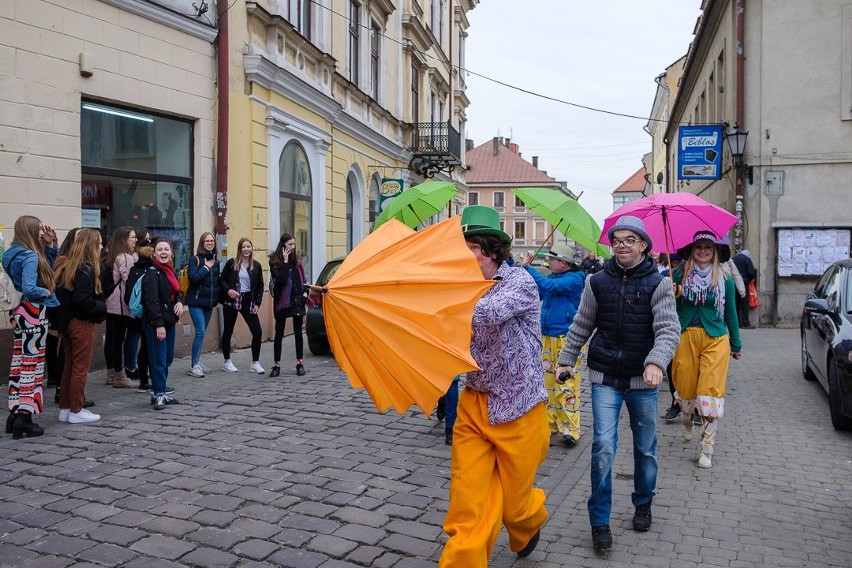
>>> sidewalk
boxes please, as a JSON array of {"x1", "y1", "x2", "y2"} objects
[{"x1": 0, "y1": 328, "x2": 850, "y2": 567}]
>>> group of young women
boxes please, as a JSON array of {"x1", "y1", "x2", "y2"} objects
[{"x1": 3, "y1": 215, "x2": 310, "y2": 437}]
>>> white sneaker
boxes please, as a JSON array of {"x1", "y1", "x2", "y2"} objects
[
  {"x1": 199, "y1": 362, "x2": 212, "y2": 374},
  {"x1": 250, "y1": 361, "x2": 265, "y2": 374},
  {"x1": 698, "y1": 452, "x2": 712, "y2": 468},
  {"x1": 188, "y1": 364, "x2": 205, "y2": 378},
  {"x1": 221, "y1": 360, "x2": 238, "y2": 372},
  {"x1": 68, "y1": 408, "x2": 101, "y2": 424},
  {"x1": 683, "y1": 421, "x2": 694, "y2": 442},
  {"x1": 58, "y1": 409, "x2": 70, "y2": 422}
]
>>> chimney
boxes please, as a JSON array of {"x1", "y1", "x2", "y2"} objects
[
  {"x1": 465, "y1": 138, "x2": 474, "y2": 151},
  {"x1": 492, "y1": 136, "x2": 500, "y2": 155},
  {"x1": 532, "y1": 156, "x2": 539, "y2": 168},
  {"x1": 509, "y1": 143, "x2": 519, "y2": 154}
]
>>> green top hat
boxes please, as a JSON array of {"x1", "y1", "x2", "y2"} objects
[{"x1": 461, "y1": 205, "x2": 511, "y2": 244}]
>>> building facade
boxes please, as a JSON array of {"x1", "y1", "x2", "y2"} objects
[
  {"x1": 663, "y1": 0, "x2": 852, "y2": 325},
  {"x1": 612, "y1": 167, "x2": 647, "y2": 211}
]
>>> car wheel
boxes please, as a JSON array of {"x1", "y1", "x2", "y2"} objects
[
  {"x1": 827, "y1": 358, "x2": 852, "y2": 431},
  {"x1": 308, "y1": 338, "x2": 331, "y2": 356},
  {"x1": 801, "y1": 330, "x2": 817, "y2": 382}
]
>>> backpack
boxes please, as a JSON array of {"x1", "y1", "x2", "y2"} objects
[
  {"x1": 125, "y1": 264, "x2": 154, "y2": 319},
  {"x1": 0, "y1": 251, "x2": 24, "y2": 312},
  {"x1": 177, "y1": 256, "x2": 197, "y2": 301}
]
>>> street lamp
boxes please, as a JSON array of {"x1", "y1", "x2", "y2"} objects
[{"x1": 725, "y1": 124, "x2": 753, "y2": 184}]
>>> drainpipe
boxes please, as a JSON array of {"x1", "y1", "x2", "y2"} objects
[
  {"x1": 734, "y1": 0, "x2": 745, "y2": 252},
  {"x1": 215, "y1": 0, "x2": 230, "y2": 255}
]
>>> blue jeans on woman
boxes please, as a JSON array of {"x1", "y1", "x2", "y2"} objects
[
  {"x1": 188, "y1": 306, "x2": 212, "y2": 366},
  {"x1": 144, "y1": 323, "x2": 175, "y2": 398},
  {"x1": 588, "y1": 383, "x2": 658, "y2": 527},
  {"x1": 123, "y1": 320, "x2": 140, "y2": 372}
]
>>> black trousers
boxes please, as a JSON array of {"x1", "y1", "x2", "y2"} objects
[
  {"x1": 221, "y1": 296, "x2": 262, "y2": 361},
  {"x1": 273, "y1": 312, "x2": 304, "y2": 362}
]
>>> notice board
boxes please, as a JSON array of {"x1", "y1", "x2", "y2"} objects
[{"x1": 777, "y1": 228, "x2": 851, "y2": 276}]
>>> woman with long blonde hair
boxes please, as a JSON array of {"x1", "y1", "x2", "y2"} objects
[
  {"x1": 218, "y1": 237, "x2": 264, "y2": 373},
  {"x1": 54, "y1": 228, "x2": 106, "y2": 424},
  {"x1": 2, "y1": 215, "x2": 58, "y2": 439}
]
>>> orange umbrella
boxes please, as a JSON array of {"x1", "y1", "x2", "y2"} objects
[{"x1": 318, "y1": 217, "x2": 493, "y2": 415}]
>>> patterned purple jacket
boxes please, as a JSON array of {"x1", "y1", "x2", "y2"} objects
[{"x1": 466, "y1": 262, "x2": 547, "y2": 425}]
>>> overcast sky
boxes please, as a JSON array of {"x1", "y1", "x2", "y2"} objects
[{"x1": 464, "y1": 1, "x2": 703, "y2": 226}]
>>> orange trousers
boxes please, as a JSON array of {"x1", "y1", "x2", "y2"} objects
[{"x1": 440, "y1": 389, "x2": 549, "y2": 567}]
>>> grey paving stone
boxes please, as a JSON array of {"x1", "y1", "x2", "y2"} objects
[
  {"x1": 232, "y1": 538, "x2": 280, "y2": 560},
  {"x1": 180, "y1": 546, "x2": 240, "y2": 568},
  {"x1": 129, "y1": 534, "x2": 196, "y2": 559},
  {"x1": 76, "y1": 542, "x2": 138, "y2": 567}
]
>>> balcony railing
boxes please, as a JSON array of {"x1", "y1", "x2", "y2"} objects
[{"x1": 408, "y1": 121, "x2": 462, "y2": 178}]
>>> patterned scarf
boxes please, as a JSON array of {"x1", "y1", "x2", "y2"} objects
[{"x1": 682, "y1": 263, "x2": 725, "y2": 318}]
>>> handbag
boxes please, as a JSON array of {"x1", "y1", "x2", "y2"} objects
[{"x1": 747, "y1": 280, "x2": 760, "y2": 309}]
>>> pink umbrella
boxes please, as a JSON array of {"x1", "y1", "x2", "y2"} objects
[{"x1": 599, "y1": 192, "x2": 738, "y2": 255}]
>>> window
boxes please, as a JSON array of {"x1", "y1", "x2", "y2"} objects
[
  {"x1": 514, "y1": 221, "x2": 526, "y2": 240},
  {"x1": 370, "y1": 22, "x2": 380, "y2": 100},
  {"x1": 278, "y1": 141, "x2": 313, "y2": 281},
  {"x1": 369, "y1": 176, "x2": 380, "y2": 227},
  {"x1": 493, "y1": 191, "x2": 504, "y2": 209},
  {"x1": 514, "y1": 195, "x2": 524, "y2": 208},
  {"x1": 288, "y1": 0, "x2": 311, "y2": 39},
  {"x1": 411, "y1": 64, "x2": 420, "y2": 123},
  {"x1": 468, "y1": 192, "x2": 478, "y2": 206},
  {"x1": 349, "y1": 1, "x2": 360, "y2": 85},
  {"x1": 80, "y1": 101, "x2": 194, "y2": 269},
  {"x1": 346, "y1": 173, "x2": 355, "y2": 252}
]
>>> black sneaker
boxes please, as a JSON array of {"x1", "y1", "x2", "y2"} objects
[
  {"x1": 562, "y1": 433, "x2": 577, "y2": 448},
  {"x1": 436, "y1": 397, "x2": 446, "y2": 422},
  {"x1": 269, "y1": 365, "x2": 281, "y2": 378},
  {"x1": 445, "y1": 429, "x2": 453, "y2": 446},
  {"x1": 663, "y1": 404, "x2": 681, "y2": 422},
  {"x1": 693, "y1": 410, "x2": 703, "y2": 426},
  {"x1": 592, "y1": 525, "x2": 612, "y2": 550},
  {"x1": 296, "y1": 363, "x2": 305, "y2": 376},
  {"x1": 516, "y1": 528, "x2": 540, "y2": 557},
  {"x1": 633, "y1": 503, "x2": 652, "y2": 531}
]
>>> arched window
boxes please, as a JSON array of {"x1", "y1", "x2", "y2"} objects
[
  {"x1": 368, "y1": 175, "x2": 381, "y2": 228},
  {"x1": 346, "y1": 172, "x2": 356, "y2": 252},
  {"x1": 279, "y1": 141, "x2": 312, "y2": 277}
]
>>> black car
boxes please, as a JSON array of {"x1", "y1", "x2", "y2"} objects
[
  {"x1": 305, "y1": 257, "x2": 344, "y2": 355},
  {"x1": 800, "y1": 258, "x2": 852, "y2": 430}
]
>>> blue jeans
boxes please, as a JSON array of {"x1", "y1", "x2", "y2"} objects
[
  {"x1": 588, "y1": 383, "x2": 658, "y2": 527},
  {"x1": 123, "y1": 320, "x2": 140, "y2": 371},
  {"x1": 144, "y1": 323, "x2": 175, "y2": 398},
  {"x1": 188, "y1": 306, "x2": 212, "y2": 366},
  {"x1": 444, "y1": 376, "x2": 460, "y2": 431}
]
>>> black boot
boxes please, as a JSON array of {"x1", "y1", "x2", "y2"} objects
[
  {"x1": 445, "y1": 428, "x2": 453, "y2": 445},
  {"x1": 5, "y1": 411, "x2": 15, "y2": 434},
  {"x1": 12, "y1": 412, "x2": 44, "y2": 440},
  {"x1": 436, "y1": 397, "x2": 446, "y2": 422}
]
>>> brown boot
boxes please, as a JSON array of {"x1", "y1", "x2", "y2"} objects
[{"x1": 112, "y1": 371, "x2": 140, "y2": 389}]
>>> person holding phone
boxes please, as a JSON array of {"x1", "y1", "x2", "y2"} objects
[
  {"x1": 268, "y1": 233, "x2": 308, "y2": 377},
  {"x1": 185, "y1": 232, "x2": 220, "y2": 377}
]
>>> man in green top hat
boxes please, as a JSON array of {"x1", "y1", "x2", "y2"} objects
[{"x1": 440, "y1": 205, "x2": 549, "y2": 565}]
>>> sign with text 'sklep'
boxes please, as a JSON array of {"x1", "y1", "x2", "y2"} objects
[{"x1": 677, "y1": 125, "x2": 723, "y2": 180}]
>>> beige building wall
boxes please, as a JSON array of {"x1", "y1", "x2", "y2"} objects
[
  {"x1": 0, "y1": 0, "x2": 216, "y2": 362},
  {"x1": 666, "y1": 0, "x2": 852, "y2": 324}
]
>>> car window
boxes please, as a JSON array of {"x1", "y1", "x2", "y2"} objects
[
  {"x1": 823, "y1": 269, "x2": 841, "y2": 309},
  {"x1": 317, "y1": 261, "x2": 342, "y2": 286},
  {"x1": 845, "y1": 268, "x2": 852, "y2": 314},
  {"x1": 814, "y1": 266, "x2": 838, "y2": 299}
]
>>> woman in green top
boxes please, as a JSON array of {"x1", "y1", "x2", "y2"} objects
[{"x1": 671, "y1": 231, "x2": 742, "y2": 469}]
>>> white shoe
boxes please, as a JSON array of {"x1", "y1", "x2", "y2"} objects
[
  {"x1": 68, "y1": 408, "x2": 101, "y2": 424},
  {"x1": 199, "y1": 362, "x2": 212, "y2": 374},
  {"x1": 58, "y1": 409, "x2": 70, "y2": 422},
  {"x1": 221, "y1": 360, "x2": 238, "y2": 373},
  {"x1": 698, "y1": 452, "x2": 712, "y2": 468},
  {"x1": 683, "y1": 421, "x2": 693, "y2": 442},
  {"x1": 250, "y1": 361, "x2": 265, "y2": 374},
  {"x1": 188, "y1": 364, "x2": 205, "y2": 378}
]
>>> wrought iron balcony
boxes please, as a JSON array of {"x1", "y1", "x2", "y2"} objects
[{"x1": 408, "y1": 121, "x2": 462, "y2": 178}]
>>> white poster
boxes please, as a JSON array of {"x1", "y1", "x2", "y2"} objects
[{"x1": 81, "y1": 209, "x2": 100, "y2": 228}]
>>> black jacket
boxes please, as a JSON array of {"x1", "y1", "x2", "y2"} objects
[
  {"x1": 732, "y1": 253, "x2": 756, "y2": 285},
  {"x1": 219, "y1": 258, "x2": 264, "y2": 308},
  {"x1": 270, "y1": 261, "x2": 306, "y2": 317},
  {"x1": 587, "y1": 255, "x2": 664, "y2": 378},
  {"x1": 70, "y1": 262, "x2": 107, "y2": 324},
  {"x1": 185, "y1": 253, "x2": 221, "y2": 309},
  {"x1": 140, "y1": 250, "x2": 180, "y2": 328}
]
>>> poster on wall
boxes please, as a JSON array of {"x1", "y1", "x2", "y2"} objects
[
  {"x1": 677, "y1": 125, "x2": 723, "y2": 180},
  {"x1": 777, "y1": 228, "x2": 851, "y2": 276}
]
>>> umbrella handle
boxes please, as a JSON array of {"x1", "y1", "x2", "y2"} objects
[
  {"x1": 308, "y1": 285, "x2": 327, "y2": 294},
  {"x1": 530, "y1": 225, "x2": 559, "y2": 260}
]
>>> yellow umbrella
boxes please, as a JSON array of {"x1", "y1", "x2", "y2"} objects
[{"x1": 316, "y1": 217, "x2": 493, "y2": 415}]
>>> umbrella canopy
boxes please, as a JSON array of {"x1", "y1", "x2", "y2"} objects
[
  {"x1": 322, "y1": 216, "x2": 493, "y2": 415},
  {"x1": 373, "y1": 180, "x2": 459, "y2": 230},
  {"x1": 599, "y1": 192, "x2": 738, "y2": 254},
  {"x1": 512, "y1": 187, "x2": 611, "y2": 258}
]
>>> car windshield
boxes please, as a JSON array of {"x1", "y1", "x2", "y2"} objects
[{"x1": 318, "y1": 262, "x2": 342, "y2": 286}]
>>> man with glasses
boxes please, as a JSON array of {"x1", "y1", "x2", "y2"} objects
[{"x1": 555, "y1": 215, "x2": 680, "y2": 551}]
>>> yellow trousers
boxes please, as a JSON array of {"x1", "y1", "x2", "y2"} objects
[
  {"x1": 672, "y1": 327, "x2": 729, "y2": 418},
  {"x1": 440, "y1": 389, "x2": 549, "y2": 567},
  {"x1": 542, "y1": 335, "x2": 583, "y2": 439}
]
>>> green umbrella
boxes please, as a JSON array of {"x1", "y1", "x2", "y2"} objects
[
  {"x1": 373, "y1": 181, "x2": 459, "y2": 231},
  {"x1": 512, "y1": 187, "x2": 611, "y2": 259}
]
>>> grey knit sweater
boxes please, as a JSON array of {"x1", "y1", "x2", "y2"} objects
[{"x1": 557, "y1": 275, "x2": 681, "y2": 390}]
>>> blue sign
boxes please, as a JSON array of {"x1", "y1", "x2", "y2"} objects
[{"x1": 677, "y1": 125, "x2": 723, "y2": 180}]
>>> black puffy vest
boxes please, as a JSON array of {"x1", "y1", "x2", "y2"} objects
[{"x1": 587, "y1": 255, "x2": 663, "y2": 378}]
